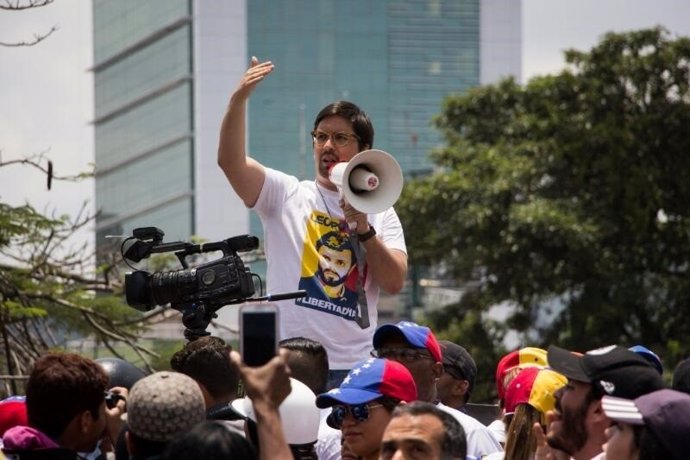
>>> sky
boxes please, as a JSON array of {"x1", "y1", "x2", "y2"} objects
[{"x1": 1, "y1": 0, "x2": 690, "y2": 244}]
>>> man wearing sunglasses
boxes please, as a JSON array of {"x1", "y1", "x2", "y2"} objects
[
  {"x1": 372, "y1": 321, "x2": 503, "y2": 459},
  {"x1": 218, "y1": 57, "x2": 407, "y2": 390},
  {"x1": 315, "y1": 358, "x2": 416, "y2": 460}
]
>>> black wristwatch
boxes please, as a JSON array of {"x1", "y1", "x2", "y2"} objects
[{"x1": 357, "y1": 225, "x2": 376, "y2": 242}]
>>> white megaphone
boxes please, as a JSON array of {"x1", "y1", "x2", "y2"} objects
[{"x1": 328, "y1": 149, "x2": 403, "y2": 214}]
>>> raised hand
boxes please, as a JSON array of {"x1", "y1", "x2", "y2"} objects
[{"x1": 233, "y1": 56, "x2": 274, "y2": 101}]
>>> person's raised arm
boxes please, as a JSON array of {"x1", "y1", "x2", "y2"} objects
[
  {"x1": 230, "y1": 350, "x2": 293, "y2": 460},
  {"x1": 218, "y1": 56, "x2": 274, "y2": 207}
]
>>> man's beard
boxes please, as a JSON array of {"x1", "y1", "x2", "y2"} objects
[
  {"x1": 318, "y1": 269, "x2": 345, "y2": 287},
  {"x1": 546, "y1": 396, "x2": 590, "y2": 455}
]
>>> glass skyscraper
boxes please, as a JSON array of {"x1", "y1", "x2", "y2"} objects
[{"x1": 93, "y1": 0, "x2": 520, "y2": 260}]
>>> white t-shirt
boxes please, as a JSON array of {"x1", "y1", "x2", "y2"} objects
[
  {"x1": 436, "y1": 403, "x2": 503, "y2": 459},
  {"x1": 486, "y1": 418, "x2": 505, "y2": 444},
  {"x1": 316, "y1": 409, "x2": 341, "y2": 460},
  {"x1": 253, "y1": 168, "x2": 407, "y2": 369}
]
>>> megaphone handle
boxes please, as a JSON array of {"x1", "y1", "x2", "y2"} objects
[{"x1": 336, "y1": 188, "x2": 359, "y2": 231}]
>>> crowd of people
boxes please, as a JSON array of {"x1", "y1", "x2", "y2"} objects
[{"x1": 2, "y1": 323, "x2": 690, "y2": 460}]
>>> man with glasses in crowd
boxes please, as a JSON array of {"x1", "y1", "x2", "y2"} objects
[
  {"x1": 218, "y1": 57, "x2": 407, "y2": 389},
  {"x1": 372, "y1": 321, "x2": 503, "y2": 459}
]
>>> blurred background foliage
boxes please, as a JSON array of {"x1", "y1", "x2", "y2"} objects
[{"x1": 399, "y1": 28, "x2": 690, "y2": 402}]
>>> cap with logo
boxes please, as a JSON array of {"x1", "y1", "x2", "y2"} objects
[
  {"x1": 316, "y1": 357, "x2": 417, "y2": 408},
  {"x1": 547, "y1": 344, "x2": 664, "y2": 399}
]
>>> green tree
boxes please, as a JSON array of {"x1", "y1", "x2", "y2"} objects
[
  {"x1": 0, "y1": 2, "x2": 182, "y2": 396},
  {"x1": 399, "y1": 28, "x2": 690, "y2": 392},
  {"x1": 0, "y1": 155, "x2": 164, "y2": 396}
]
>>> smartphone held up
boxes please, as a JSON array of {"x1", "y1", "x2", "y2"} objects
[{"x1": 239, "y1": 304, "x2": 279, "y2": 367}]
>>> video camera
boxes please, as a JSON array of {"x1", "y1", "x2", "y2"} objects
[{"x1": 122, "y1": 227, "x2": 267, "y2": 340}]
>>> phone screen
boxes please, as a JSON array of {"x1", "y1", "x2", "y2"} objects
[{"x1": 241, "y1": 309, "x2": 277, "y2": 367}]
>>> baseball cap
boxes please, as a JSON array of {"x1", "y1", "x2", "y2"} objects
[
  {"x1": 232, "y1": 378, "x2": 320, "y2": 445},
  {"x1": 315, "y1": 358, "x2": 417, "y2": 408},
  {"x1": 439, "y1": 340, "x2": 477, "y2": 396},
  {"x1": 126, "y1": 371, "x2": 206, "y2": 443},
  {"x1": 504, "y1": 367, "x2": 567, "y2": 416},
  {"x1": 495, "y1": 347, "x2": 548, "y2": 400},
  {"x1": 602, "y1": 389, "x2": 690, "y2": 460},
  {"x1": 628, "y1": 345, "x2": 663, "y2": 374},
  {"x1": 547, "y1": 344, "x2": 664, "y2": 399},
  {"x1": 373, "y1": 321, "x2": 442, "y2": 362},
  {"x1": 0, "y1": 397, "x2": 27, "y2": 436}
]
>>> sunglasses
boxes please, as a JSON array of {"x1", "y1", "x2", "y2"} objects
[
  {"x1": 370, "y1": 348, "x2": 434, "y2": 363},
  {"x1": 329, "y1": 402, "x2": 383, "y2": 429}
]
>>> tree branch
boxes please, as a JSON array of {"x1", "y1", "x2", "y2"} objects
[
  {"x1": 0, "y1": 0, "x2": 55, "y2": 10},
  {"x1": 0, "y1": 152, "x2": 92, "y2": 182},
  {"x1": 0, "y1": 25, "x2": 57, "y2": 47}
]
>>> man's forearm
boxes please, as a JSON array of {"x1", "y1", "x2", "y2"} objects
[{"x1": 361, "y1": 237, "x2": 407, "y2": 294}]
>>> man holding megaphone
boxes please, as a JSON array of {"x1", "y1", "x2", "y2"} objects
[{"x1": 218, "y1": 57, "x2": 408, "y2": 389}]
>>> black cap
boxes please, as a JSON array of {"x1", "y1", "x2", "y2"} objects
[
  {"x1": 439, "y1": 340, "x2": 477, "y2": 397},
  {"x1": 547, "y1": 345, "x2": 664, "y2": 399}
]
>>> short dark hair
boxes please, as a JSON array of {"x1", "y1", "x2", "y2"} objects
[
  {"x1": 26, "y1": 352, "x2": 108, "y2": 439},
  {"x1": 161, "y1": 421, "x2": 257, "y2": 460},
  {"x1": 672, "y1": 358, "x2": 690, "y2": 395},
  {"x1": 390, "y1": 402, "x2": 467, "y2": 460},
  {"x1": 128, "y1": 430, "x2": 169, "y2": 458},
  {"x1": 313, "y1": 101, "x2": 374, "y2": 150},
  {"x1": 279, "y1": 337, "x2": 329, "y2": 395},
  {"x1": 170, "y1": 336, "x2": 239, "y2": 400}
]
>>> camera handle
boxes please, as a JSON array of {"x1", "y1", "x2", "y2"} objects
[{"x1": 180, "y1": 303, "x2": 214, "y2": 341}]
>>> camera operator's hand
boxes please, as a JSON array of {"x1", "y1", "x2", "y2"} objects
[{"x1": 103, "y1": 386, "x2": 128, "y2": 452}]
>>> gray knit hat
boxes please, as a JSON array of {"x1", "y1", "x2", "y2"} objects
[{"x1": 126, "y1": 371, "x2": 205, "y2": 442}]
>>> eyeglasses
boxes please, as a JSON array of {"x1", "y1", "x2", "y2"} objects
[
  {"x1": 330, "y1": 402, "x2": 383, "y2": 428},
  {"x1": 370, "y1": 348, "x2": 434, "y2": 363},
  {"x1": 311, "y1": 130, "x2": 360, "y2": 147}
]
